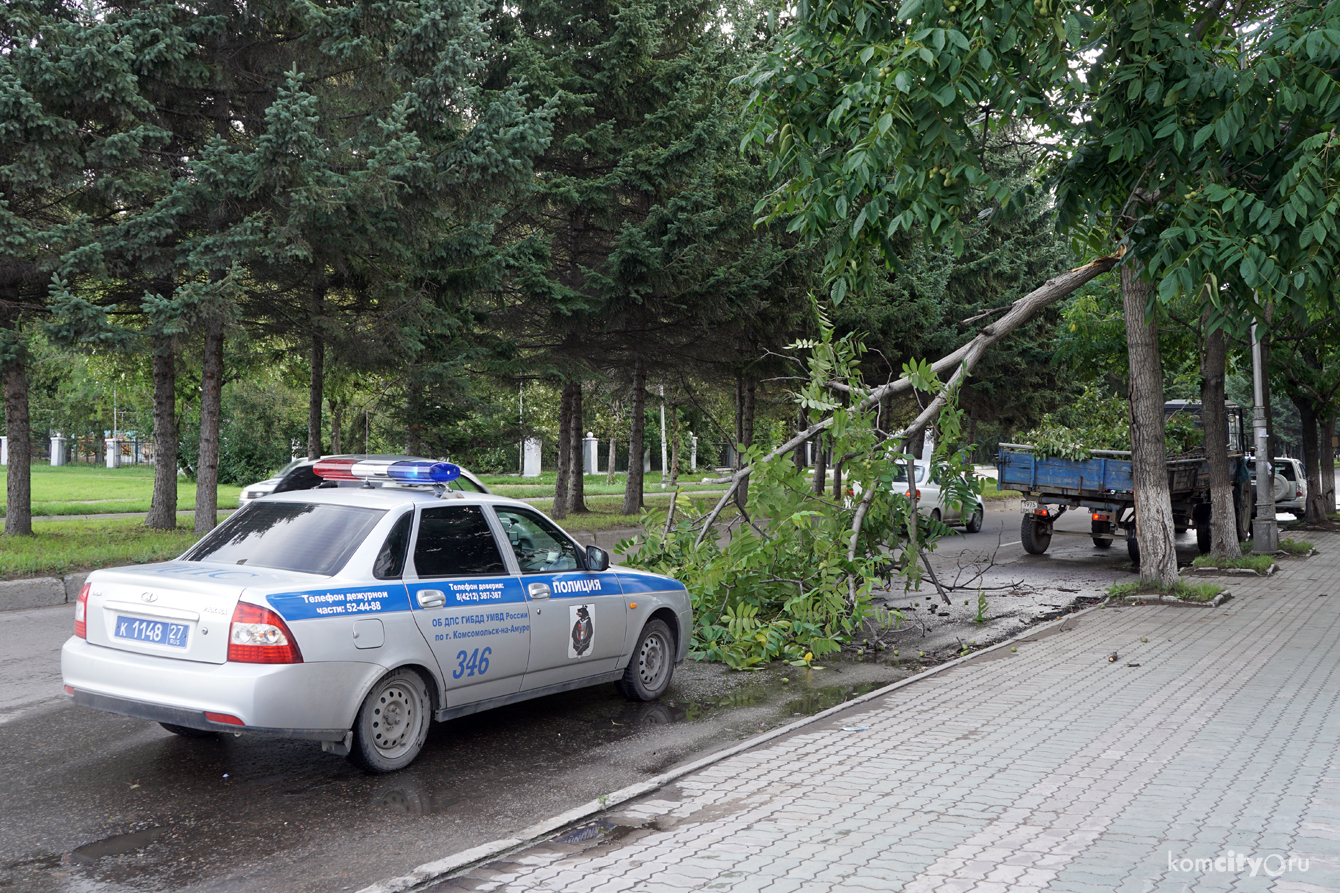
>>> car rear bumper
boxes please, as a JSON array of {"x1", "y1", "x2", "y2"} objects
[{"x1": 62, "y1": 637, "x2": 383, "y2": 740}]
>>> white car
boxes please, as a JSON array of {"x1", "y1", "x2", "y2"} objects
[
  {"x1": 889, "y1": 461, "x2": 985, "y2": 533},
  {"x1": 64, "y1": 458, "x2": 690, "y2": 772},
  {"x1": 1272, "y1": 457, "x2": 1308, "y2": 514},
  {"x1": 1245, "y1": 458, "x2": 1295, "y2": 509},
  {"x1": 238, "y1": 454, "x2": 489, "y2": 506}
]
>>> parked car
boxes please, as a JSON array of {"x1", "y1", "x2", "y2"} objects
[
  {"x1": 1270, "y1": 456, "x2": 1308, "y2": 514},
  {"x1": 1245, "y1": 458, "x2": 1294, "y2": 508},
  {"x1": 238, "y1": 454, "x2": 489, "y2": 507},
  {"x1": 889, "y1": 460, "x2": 985, "y2": 533},
  {"x1": 64, "y1": 458, "x2": 689, "y2": 772}
]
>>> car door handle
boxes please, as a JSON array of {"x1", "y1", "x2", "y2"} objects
[
  {"x1": 528, "y1": 583, "x2": 551, "y2": 600},
  {"x1": 416, "y1": 589, "x2": 446, "y2": 609}
]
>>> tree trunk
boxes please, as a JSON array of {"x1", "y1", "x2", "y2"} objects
[
  {"x1": 607, "y1": 435, "x2": 617, "y2": 484},
  {"x1": 3, "y1": 358, "x2": 33, "y2": 537},
  {"x1": 145, "y1": 334, "x2": 179, "y2": 529},
  {"x1": 812, "y1": 431, "x2": 828, "y2": 495},
  {"x1": 307, "y1": 329, "x2": 324, "y2": 460},
  {"x1": 1122, "y1": 262, "x2": 1177, "y2": 586},
  {"x1": 1322, "y1": 410, "x2": 1336, "y2": 517},
  {"x1": 907, "y1": 426, "x2": 927, "y2": 461},
  {"x1": 1300, "y1": 402, "x2": 1327, "y2": 524},
  {"x1": 622, "y1": 359, "x2": 646, "y2": 515},
  {"x1": 738, "y1": 378, "x2": 755, "y2": 507},
  {"x1": 552, "y1": 382, "x2": 574, "y2": 519},
  {"x1": 1199, "y1": 322, "x2": 1240, "y2": 557},
  {"x1": 567, "y1": 381, "x2": 587, "y2": 514},
  {"x1": 194, "y1": 316, "x2": 224, "y2": 536},
  {"x1": 793, "y1": 407, "x2": 808, "y2": 469},
  {"x1": 330, "y1": 399, "x2": 343, "y2": 455},
  {"x1": 404, "y1": 380, "x2": 422, "y2": 456}
]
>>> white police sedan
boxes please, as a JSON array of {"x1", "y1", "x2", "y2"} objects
[{"x1": 62, "y1": 458, "x2": 692, "y2": 772}]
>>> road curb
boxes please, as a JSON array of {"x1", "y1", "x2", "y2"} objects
[
  {"x1": 0, "y1": 573, "x2": 87, "y2": 612},
  {"x1": 355, "y1": 603, "x2": 1106, "y2": 893}
]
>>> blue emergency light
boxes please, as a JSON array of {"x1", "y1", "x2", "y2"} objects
[
  {"x1": 313, "y1": 457, "x2": 462, "y2": 486},
  {"x1": 384, "y1": 460, "x2": 461, "y2": 484}
]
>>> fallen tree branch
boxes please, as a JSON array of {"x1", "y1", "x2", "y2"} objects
[{"x1": 693, "y1": 254, "x2": 1120, "y2": 547}]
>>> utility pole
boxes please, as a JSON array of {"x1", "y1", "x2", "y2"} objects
[{"x1": 1251, "y1": 321, "x2": 1279, "y2": 551}]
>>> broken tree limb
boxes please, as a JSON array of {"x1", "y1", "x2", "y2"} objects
[{"x1": 691, "y1": 254, "x2": 1121, "y2": 547}]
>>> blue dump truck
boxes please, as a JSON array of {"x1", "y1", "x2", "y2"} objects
[{"x1": 996, "y1": 401, "x2": 1254, "y2": 562}]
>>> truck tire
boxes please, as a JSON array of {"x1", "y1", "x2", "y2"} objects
[
  {"x1": 1194, "y1": 504, "x2": 1212, "y2": 554},
  {"x1": 1126, "y1": 526, "x2": 1139, "y2": 564},
  {"x1": 1021, "y1": 517, "x2": 1051, "y2": 554},
  {"x1": 1091, "y1": 519, "x2": 1112, "y2": 548}
]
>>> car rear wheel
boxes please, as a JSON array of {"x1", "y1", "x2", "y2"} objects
[
  {"x1": 619, "y1": 619, "x2": 675, "y2": 701},
  {"x1": 965, "y1": 506, "x2": 984, "y2": 533},
  {"x1": 159, "y1": 722, "x2": 218, "y2": 739},
  {"x1": 349, "y1": 669, "x2": 431, "y2": 773}
]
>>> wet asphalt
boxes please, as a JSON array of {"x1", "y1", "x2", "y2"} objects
[{"x1": 0, "y1": 503, "x2": 1238, "y2": 892}]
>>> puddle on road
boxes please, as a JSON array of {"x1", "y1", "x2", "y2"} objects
[
  {"x1": 372, "y1": 671, "x2": 901, "y2": 818},
  {"x1": 70, "y1": 827, "x2": 164, "y2": 864}
]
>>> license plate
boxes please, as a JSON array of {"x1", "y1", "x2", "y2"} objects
[
  {"x1": 114, "y1": 616, "x2": 189, "y2": 649},
  {"x1": 1021, "y1": 500, "x2": 1038, "y2": 511}
]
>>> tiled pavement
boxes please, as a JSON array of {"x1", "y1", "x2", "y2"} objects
[{"x1": 407, "y1": 532, "x2": 1340, "y2": 893}]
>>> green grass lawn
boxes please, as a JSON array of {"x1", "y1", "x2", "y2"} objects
[
  {"x1": 0, "y1": 464, "x2": 242, "y2": 518},
  {"x1": 0, "y1": 517, "x2": 204, "y2": 580}
]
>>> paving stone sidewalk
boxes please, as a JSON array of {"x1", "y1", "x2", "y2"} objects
[{"x1": 402, "y1": 532, "x2": 1340, "y2": 893}]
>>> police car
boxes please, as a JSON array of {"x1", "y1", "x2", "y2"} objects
[{"x1": 62, "y1": 458, "x2": 692, "y2": 772}]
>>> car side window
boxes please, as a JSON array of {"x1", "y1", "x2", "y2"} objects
[
  {"x1": 494, "y1": 508, "x2": 581, "y2": 573},
  {"x1": 373, "y1": 513, "x2": 413, "y2": 579},
  {"x1": 412, "y1": 505, "x2": 506, "y2": 577}
]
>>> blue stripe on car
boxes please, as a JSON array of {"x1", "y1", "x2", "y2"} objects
[
  {"x1": 409, "y1": 577, "x2": 527, "y2": 607},
  {"x1": 268, "y1": 586, "x2": 411, "y2": 620},
  {"x1": 614, "y1": 572, "x2": 687, "y2": 593}
]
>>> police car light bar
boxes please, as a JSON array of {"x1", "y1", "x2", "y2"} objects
[{"x1": 313, "y1": 458, "x2": 462, "y2": 486}]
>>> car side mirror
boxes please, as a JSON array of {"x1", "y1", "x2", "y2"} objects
[{"x1": 586, "y1": 545, "x2": 610, "y2": 572}]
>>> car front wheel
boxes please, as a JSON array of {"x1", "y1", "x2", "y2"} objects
[
  {"x1": 965, "y1": 506, "x2": 984, "y2": 533},
  {"x1": 349, "y1": 669, "x2": 431, "y2": 773},
  {"x1": 619, "y1": 619, "x2": 675, "y2": 701}
]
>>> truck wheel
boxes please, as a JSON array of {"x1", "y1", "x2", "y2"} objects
[
  {"x1": 1126, "y1": 526, "x2": 1139, "y2": 564},
  {"x1": 1194, "y1": 504, "x2": 1212, "y2": 554},
  {"x1": 1091, "y1": 519, "x2": 1112, "y2": 548},
  {"x1": 1020, "y1": 517, "x2": 1051, "y2": 554}
]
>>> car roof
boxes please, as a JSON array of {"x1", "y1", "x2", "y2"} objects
[{"x1": 257, "y1": 485, "x2": 530, "y2": 512}]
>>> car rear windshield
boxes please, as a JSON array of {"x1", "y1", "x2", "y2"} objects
[{"x1": 183, "y1": 502, "x2": 387, "y2": 576}]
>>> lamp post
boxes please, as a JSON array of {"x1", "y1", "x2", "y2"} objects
[{"x1": 1250, "y1": 321, "x2": 1279, "y2": 551}]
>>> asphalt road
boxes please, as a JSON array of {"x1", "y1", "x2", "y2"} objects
[{"x1": 0, "y1": 606, "x2": 905, "y2": 893}]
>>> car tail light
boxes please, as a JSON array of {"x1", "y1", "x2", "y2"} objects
[
  {"x1": 228, "y1": 603, "x2": 303, "y2": 664},
  {"x1": 74, "y1": 582, "x2": 90, "y2": 639}
]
